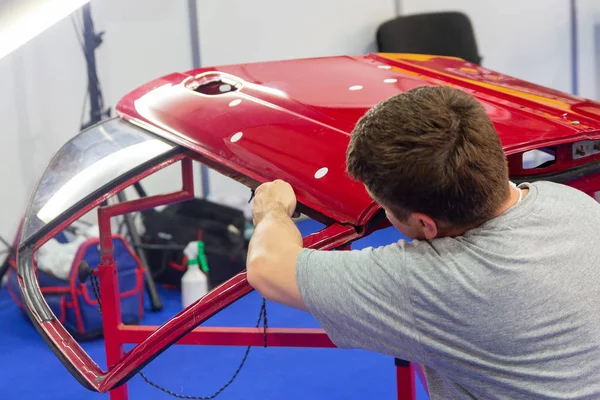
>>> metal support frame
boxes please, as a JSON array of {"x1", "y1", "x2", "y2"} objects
[
  {"x1": 103, "y1": 302, "x2": 422, "y2": 399},
  {"x1": 98, "y1": 157, "x2": 195, "y2": 398},
  {"x1": 115, "y1": 190, "x2": 163, "y2": 311},
  {"x1": 395, "y1": 359, "x2": 417, "y2": 400},
  {"x1": 86, "y1": 157, "x2": 424, "y2": 400}
]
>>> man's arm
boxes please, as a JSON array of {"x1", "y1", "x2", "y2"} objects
[
  {"x1": 247, "y1": 180, "x2": 308, "y2": 310},
  {"x1": 246, "y1": 181, "x2": 426, "y2": 362}
]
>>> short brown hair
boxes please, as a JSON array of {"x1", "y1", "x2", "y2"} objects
[{"x1": 346, "y1": 85, "x2": 509, "y2": 227}]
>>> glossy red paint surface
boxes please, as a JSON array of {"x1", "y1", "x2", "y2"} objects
[{"x1": 116, "y1": 53, "x2": 600, "y2": 228}]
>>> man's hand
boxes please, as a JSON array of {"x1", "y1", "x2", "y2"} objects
[
  {"x1": 252, "y1": 179, "x2": 298, "y2": 226},
  {"x1": 247, "y1": 179, "x2": 307, "y2": 311}
]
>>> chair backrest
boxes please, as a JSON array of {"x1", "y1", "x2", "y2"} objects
[{"x1": 376, "y1": 11, "x2": 482, "y2": 65}]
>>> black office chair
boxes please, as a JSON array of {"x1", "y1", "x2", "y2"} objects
[{"x1": 376, "y1": 12, "x2": 482, "y2": 65}]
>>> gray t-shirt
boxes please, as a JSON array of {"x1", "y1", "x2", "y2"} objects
[{"x1": 297, "y1": 181, "x2": 600, "y2": 399}]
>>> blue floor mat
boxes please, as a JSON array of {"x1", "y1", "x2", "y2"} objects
[{"x1": 0, "y1": 221, "x2": 428, "y2": 399}]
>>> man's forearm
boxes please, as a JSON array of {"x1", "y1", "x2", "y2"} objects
[
  {"x1": 247, "y1": 206, "x2": 306, "y2": 309},
  {"x1": 250, "y1": 205, "x2": 303, "y2": 257}
]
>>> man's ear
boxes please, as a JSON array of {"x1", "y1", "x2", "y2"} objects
[{"x1": 411, "y1": 212, "x2": 438, "y2": 240}]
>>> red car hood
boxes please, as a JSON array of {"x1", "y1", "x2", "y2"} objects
[{"x1": 116, "y1": 53, "x2": 600, "y2": 226}]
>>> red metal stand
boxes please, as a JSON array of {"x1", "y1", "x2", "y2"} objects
[
  {"x1": 87, "y1": 156, "x2": 425, "y2": 400},
  {"x1": 395, "y1": 359, "x2": 416, "y2": 400},
  {"x1": 99, "y1": 261, "x2": 128, "y2": 400}
]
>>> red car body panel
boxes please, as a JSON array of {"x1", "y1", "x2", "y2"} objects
[{"x1": 115, "y1": 53, "x2": 600, "y2": 227}]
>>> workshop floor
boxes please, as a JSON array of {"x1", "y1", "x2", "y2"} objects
[{"x1": 0, "y1": 221, "x2": 428, "y2": 399}]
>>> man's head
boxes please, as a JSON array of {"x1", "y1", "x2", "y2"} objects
[{"x1": 346, "y1": 85, "x2": 509, "y2": 239}]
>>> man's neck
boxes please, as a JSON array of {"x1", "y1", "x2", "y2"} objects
[
  {"x1": 438, "y1": 182, "x2": 526, "y2": 238},
  {"x1": 493, "y1": 183, "x2": 528, "y2": 218}
]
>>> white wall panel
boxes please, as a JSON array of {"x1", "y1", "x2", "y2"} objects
[{"x1": 401, "y1": 0, "x2": 572, "y2": 93}]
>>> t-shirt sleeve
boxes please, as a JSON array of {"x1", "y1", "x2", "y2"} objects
[{"x1": 296, "y1": 243, "x2": 427, "y2": 364}]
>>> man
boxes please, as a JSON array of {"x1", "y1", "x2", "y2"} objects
[{"x1": 246, "y1": 86, "x2": 600, "y2": 399}]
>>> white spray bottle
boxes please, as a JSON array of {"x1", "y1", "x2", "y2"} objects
[{"x1": 181, "y1": 241, "x2": 209, "y2": 309}]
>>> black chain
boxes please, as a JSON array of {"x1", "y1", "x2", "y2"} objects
[
  {"x1": 261, "y1": 299, "x2": 268, "y2": 348},
  {"x1": 90, "y1": 281, "x2": 268, "y2": 399},
  {"x1": 137, "y1": 298, "x2": 268, "y2": 399},
  {"x1": 90, "y1": 274, "x2": 102, "y2": 314}
]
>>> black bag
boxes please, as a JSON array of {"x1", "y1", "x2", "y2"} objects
[{"x1": 140, "y1": 198, "x2": 247, "y2": 289}]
